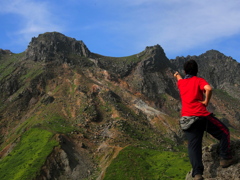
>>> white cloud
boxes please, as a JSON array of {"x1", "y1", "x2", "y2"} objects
[
  {"x1": 0, "y1": 0, "x2": 63, "y2": 44},
  {"x1": 97, "y1": 0, "x2": 240, "y2": 55},
  {"x1": 140, "y1": 0, "x2": 240, "y2": 52}
]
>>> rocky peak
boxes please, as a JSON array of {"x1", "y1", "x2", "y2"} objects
[
  {"x1": 121, "y1": 44, "x2": 178, "y2": 100},
  {"x1": 200, "y1": 49, "x2": 230, "y2": 60},
  {"x1": 0, "y1": 49, "x2": 12, "y2": 55},
  {"x1": 142, "y1": 44, "x2": 164, "y2": 55},
  {"x1": 25, "y1": 32, "x2": 91, "y2": 62},
  {"x1": 138, "y1": 44, "x2": 172, "y2": 72}
]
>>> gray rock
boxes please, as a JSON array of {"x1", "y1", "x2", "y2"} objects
[
  {"x1": 25, "y1": 32, "x2": 91, "y2": 62},
  {"x1": 185, "y1": 140, "x2": 240, "y2": 180}
]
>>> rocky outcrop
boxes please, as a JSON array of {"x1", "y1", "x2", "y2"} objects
[
  {"x1": 185, "y1": 140, "x2": 240, "y2": 180},
  {"x1": 0, "y1": 49, "x2": 12, "y2": 55},
  {"x1": 35, "y1": 135, "x2": 96, "y2": 180},
  {"x1": 25, "y1": 32, "x2": 91, "y2": 62},
  {"x1": 125, "y1": 45, "x2": 179, "y2": 100}
]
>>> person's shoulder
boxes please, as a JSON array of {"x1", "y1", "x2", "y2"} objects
[{"x1": 196, "y1": 76, "x2": 209, "y2": 85}]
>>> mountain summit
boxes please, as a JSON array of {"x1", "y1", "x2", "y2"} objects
[
  {"x1": 25, "y1": 32, "x2": 90, "y2": 62},
  {"x1": 0, "y1": 32, "x2": 239, "y2": 180}
]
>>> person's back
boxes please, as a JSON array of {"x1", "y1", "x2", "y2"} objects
[{"x1": 177, "y1": 76, "x2": 211, "y2": 117}]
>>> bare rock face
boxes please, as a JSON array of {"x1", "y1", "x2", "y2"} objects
[
  {"x1": 185, "y1": 140, "x2": 240, "y2": 180},
  {"x1": 25, "y1": 32, "x2": 91, "y2": 62},
  {"x1": 120, "y1": 45, "x2": 179, "y2": 100},
  {"x1": 130, "y1": 45, "x2": 178, "y2": 99},
  {"x1": 35, "y1": 135, "x2": 96, "y2": 180}
]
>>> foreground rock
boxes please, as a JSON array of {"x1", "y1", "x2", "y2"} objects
[{"x1": 186, "y1": 140, "x2": 240, "y2": 180}]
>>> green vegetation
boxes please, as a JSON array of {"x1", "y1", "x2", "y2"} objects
[
  {"x1": 20, "y1": 61, "x2": 43, "y2": 82},
  {"x1": 0, "y1": 109, "x2": 74, "y2": 152},
  {"x1": 0, "y1": 53, "x2": 24, "y2": 81},
  {"x1": 214, "y1": 89, "x2": 240, "y2": 107},
  {"x1": 117, "y1": 120, "x2": 148, "y2": 142},
  {"x1": 104, "y1": 146, "x2": 191, "y2": 180},
  {"x1": 119, "y1": 54, "x2": 141, "y2": 64},
  {"x1": 0, "y1": 128, "x2": 58, "y2": 180},
  {"x1": 42, "y1": 113, "x2": 76, "y2": 133},
  {"x1": 95, "y1": 53, "x2": 141, "y2": 67}
]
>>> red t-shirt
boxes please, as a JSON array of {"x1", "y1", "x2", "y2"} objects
[{"x1": 177, "y1": 76, "x2": 211, "y2": 117}]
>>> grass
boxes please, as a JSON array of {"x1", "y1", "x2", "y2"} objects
[
  {"x1": 214, "y1": 89, "x2": 240, "y2": 107},
  {"x1": 103, "y1": 146, "x2": 191, "y2": 180},
  {"x1": 0, "y1": 128, "x2": 58, "y2": 180},
  {"x1": 94, "y1": 53, "x2": 140, "y2": 64},
  {"x1": 42, "y1": 113, "x2": 76, "y2": 133},
  {"x1": 20, "y1": 62, "x2": 43, "y2": 82},
  {"x1": 0, "y1": 109, "x2": 75, "y2": 152},
  {"x1": 0, "y1": 100, "x2": 78, "y2": 179},
  {"x1": 119, "y1": 54, "x2": 141, "y2": 64},
  {"x1": 0, "y1": 53, "x2": 23, "y2": 81}
]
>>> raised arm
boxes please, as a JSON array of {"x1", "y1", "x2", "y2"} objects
[{"x1": 174, "y1": 71, "x2": 182, "y2": 81}]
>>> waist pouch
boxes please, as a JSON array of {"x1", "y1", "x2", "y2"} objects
[{"x1": 179, "y1": 116, "x2": 200, "y2": 130}]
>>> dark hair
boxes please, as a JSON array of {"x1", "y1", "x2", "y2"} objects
[{"x1": 184, "y1": 59, "x2": 198, "y2": 76}]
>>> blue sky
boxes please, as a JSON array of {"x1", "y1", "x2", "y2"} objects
[{"x1": 0, "y1": 0, "x2": 240, "y2": 62}]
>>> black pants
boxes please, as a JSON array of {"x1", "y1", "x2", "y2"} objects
[{"x1": 184, "y1": 114, "x2": 231, "y2": 177}]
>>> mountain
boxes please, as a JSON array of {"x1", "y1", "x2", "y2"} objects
[{"x1": 0, "y1": 32, "x2": 239, "y2": 180}]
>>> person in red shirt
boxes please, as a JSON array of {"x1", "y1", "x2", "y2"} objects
[{"x1": 174, "y1": 60, "x2": 233, "y2": 180}]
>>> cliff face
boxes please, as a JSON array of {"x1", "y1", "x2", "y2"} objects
[{"x1": 0, "y1": 32, "x2": 239, "y2": 180}]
